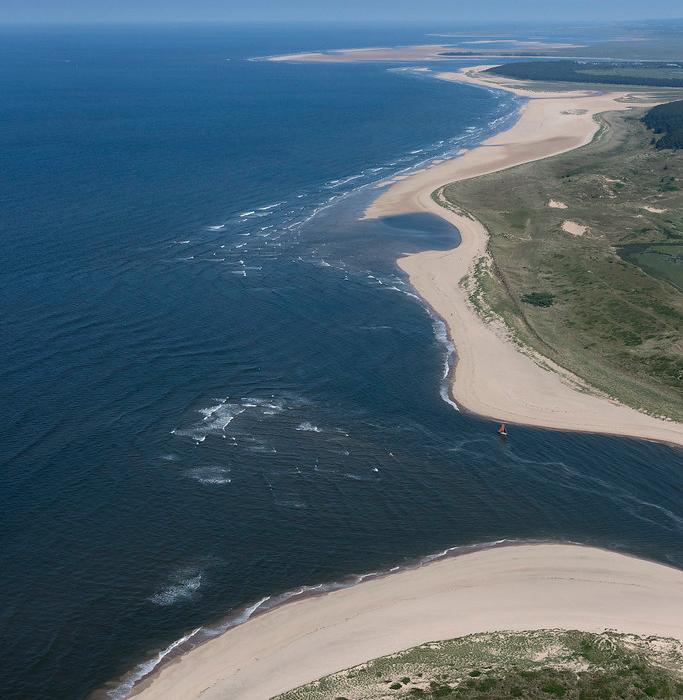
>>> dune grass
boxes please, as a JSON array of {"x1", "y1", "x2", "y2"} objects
[{"x1": 276, "y1": 630, "x2": 683, "y2": 699}]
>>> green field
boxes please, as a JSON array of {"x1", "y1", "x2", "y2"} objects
[
  {"x1": 487, "y1": 61, "x2": 683, "y2": 88},
  {"x1": 439, "y1": 111, "x2": 683, "y2": 421},
  {"x1": 276, "y1": 630, "x2": 683, "y2": 699},
  {"x1": 580, "y1": 66, "x2": 683, "y2": 82},
  {"x1": 560, "y1": 24, "x2": 683, "y2": 62}
]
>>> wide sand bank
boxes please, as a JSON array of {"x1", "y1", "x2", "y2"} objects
[
  {"x1": 131, "y1": 544, "x2": 683, "y2": 699},
  {"x1": 267, "y1": 42, "x2": 582, "y2": 63},
  {"x1": 365, "y1": 66, "x2": 683, "y2": 446},
  {"x1": 268, "y1": 44, "x2": 455, "y2": 63}
]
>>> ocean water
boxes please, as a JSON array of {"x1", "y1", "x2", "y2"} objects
[{"x1": 0, "y1": 24, "x2": 681, "y2": 700}]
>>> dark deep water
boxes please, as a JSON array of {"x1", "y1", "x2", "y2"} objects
[{"x1": 0, "y1": 24, "x2": 681, "y2": 700}]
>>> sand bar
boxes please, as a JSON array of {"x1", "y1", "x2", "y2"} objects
[
  {"x1": 363, "y1": 66, "x2": 683, "y2": 446},
  {"x1": 130, "y1": 544, "x2": 683, "y2": 699},
  {"x1": 268, "y1": 44, "x2": 457, "y2": 63},
  {"x1": 268, "y1": 42, "x2": 583, "y2": 63}
]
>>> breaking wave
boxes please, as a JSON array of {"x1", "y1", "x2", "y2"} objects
[
  {"x1": 186, "y1": 466, "x2": 232, "y2": 485},
  {"x1": 296, "y1": 421, "x2": 322, "y2": 432},
  {"x1": 149, "y1": 568, "x2": 204, "y2": 607}
]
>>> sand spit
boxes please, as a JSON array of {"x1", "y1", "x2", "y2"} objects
[
  {"x1": 268, "y1": 44, "x2": 457, "y2": 63},
  {"x1": 130, "y1": 544, "x2": 683, "y2": 700},
  {"x1": 363, "y1": 66, "x2": 682, "y2": 446}
]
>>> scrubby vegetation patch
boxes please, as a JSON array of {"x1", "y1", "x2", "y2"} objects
[{"x1": 276, "y1": 630, "x2": 683, "y2": 700}]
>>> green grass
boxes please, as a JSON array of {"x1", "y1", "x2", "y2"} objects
[
  {"x1": 275, "y1": 630, "x2": 683, "y2": 700},
  {"x1": 440, "y1": 111, "x2": 683, "y2": 421},
  {"x1": 579, "y1": 66, "x2": 683, "y2": 82},
  {"x1": 487, "y1": 61, "x2": 683, "y2": 88}
]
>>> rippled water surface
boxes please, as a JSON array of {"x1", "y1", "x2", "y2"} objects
[{"x1": 0, "y1": 24, "x2": 681, "y2": 700}]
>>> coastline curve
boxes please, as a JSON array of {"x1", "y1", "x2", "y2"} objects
[
  {"x1": 121, "y1": 542, "x2": 683, "y2": 700},
  {"x1": 366, "y1": 66, "x2": 683, "y2": 447}
]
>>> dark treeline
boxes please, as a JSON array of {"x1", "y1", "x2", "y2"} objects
[
  {"x1": 643, "y1": 100, "x2": 683, "y2": 149},
  {"x1": 486, "y1": 60, "x2": 683, "y2": 87},
  {"x1": 439, "y1": 51, "x2": 545, "y2": 57}
]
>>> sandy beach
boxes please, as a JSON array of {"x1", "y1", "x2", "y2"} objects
[
  {"x1": 131, "y1": 544, "x2": 683, "y2": 699},
  {"x1": 362, "y1": 66, "x2": 683, "y2": 446}
]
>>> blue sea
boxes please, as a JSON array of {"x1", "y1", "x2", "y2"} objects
[{"x1": 1, "y1": 24, "x2": 681, "y2": 700}]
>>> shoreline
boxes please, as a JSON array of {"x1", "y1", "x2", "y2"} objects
[
  {"x1": 122, "y1": 543, "x2": 683, "y2": 699},
  {"x1": 102, "y1": 538, "x2": 538, "y2": 699},
  {"x1": 365, "y1": 65, "x2": 683, "y2": 447},
  {"x1": 102, "y1": 63, "x2": 683, "y2": 700}
]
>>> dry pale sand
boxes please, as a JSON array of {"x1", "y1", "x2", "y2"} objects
[
  {"x1": 562, "y1": 220, "x2": 588, "y2": 236},
  {"x1": 548, "y1": 199, "x2": 568, "y2": 209},
  {"x1": 363, "y1": 66, "x2": 683, "y2": 446},
  {"x1": 131, "y1": 544, "x2": 683, "y2": 700}
]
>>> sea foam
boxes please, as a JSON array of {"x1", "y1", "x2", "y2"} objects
[
  {"x1": 186, "y1": 466, "x2": 232, "y2": 485},
  {"x1": 149, "y1": 568, "x2": 203, "y2": 607}
]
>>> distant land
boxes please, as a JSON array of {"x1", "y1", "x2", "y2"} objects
[{"x1": 487, "y1": 60, "x2": 683, "y2": 87}]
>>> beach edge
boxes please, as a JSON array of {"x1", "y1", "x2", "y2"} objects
[
  {"x1": 123, "y1": 542, "x2": 683, "y2": 700},
  {"x1": 367, "y1": 66, "x2": 683, "y2": 447}
]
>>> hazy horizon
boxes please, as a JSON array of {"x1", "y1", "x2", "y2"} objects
[{"x1": 1, "y1": 0, "x2": 682, "y2": 25}]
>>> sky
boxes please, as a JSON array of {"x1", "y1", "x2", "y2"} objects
[{"x1": 0, "y1": 0, "x2": 682, "y2": 24}]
